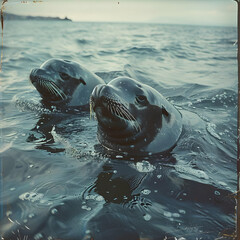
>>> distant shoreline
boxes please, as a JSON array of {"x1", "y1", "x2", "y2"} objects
[
  {"x1": 2, "y1": 12, "x2": 235, "y2": 28},
  {"x1": 3, "y1": 12, "x2": 72, "y2": 22}
]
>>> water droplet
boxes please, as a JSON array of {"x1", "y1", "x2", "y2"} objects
[
  {"x1": 116, "y1": 155, "x2": 123, "y2": 159},
  {"x1": 164, "y1": 211, "x2": 172, "y2": 218},
  {"x1": 179, "y1": 209, "x2": 186, "y2": 214},
  {"x1": 10, "y1": 187, "x2": 16, "y2": 191},
  {"x1": 6, "y1": 211, "x2": 12, "y2": 217},
  {"x1": 172, "y1": 213, "x2": 180, "y2": 218},
  {"x1": 19, "y1": 192, "x2": 44, "y2": 202},
  {"x1": 113, "y1": 170, "x2": 117, "y2": 174},
  {"x1": 51, "y1": 208, "x2": 58, "y2": 215},
  {"x1": 157, "y1": 175, "x2": 162, "y2": 179},
  {"x1": 143, "y1": 213, "x2": 151, "y2": 221},
  {"x1": 34, "y1": 233, "x2": 43, "y2": 240},
  {"x1": 28, "y1": 213, "x2": 35, "y2": 218},
  {"x1": 141, "y1": 189, "x2": 151, "y2": 195},
  {"x1": 214, "y1": 190, "x2": 220, "y2": 196}
]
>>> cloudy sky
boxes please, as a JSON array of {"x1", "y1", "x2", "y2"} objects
[{"x1": 4, "y1": 0, "x2": 237, "y2": 26}]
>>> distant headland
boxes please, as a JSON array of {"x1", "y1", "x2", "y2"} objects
[{"x1": 3, "y1": 12, "x2": 72, "y2": 21}]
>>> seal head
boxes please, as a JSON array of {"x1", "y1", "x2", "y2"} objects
[
  {"x1": 91, "y1": 77, "x2": 182, "y2": 155},
  {"x1": 30, "y1": 58, "x2": 104, "y2": 107}
]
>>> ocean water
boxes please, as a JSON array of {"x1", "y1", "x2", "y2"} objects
[{"x1": 0, "y1": 20, "x2": 237, "y2": 240}]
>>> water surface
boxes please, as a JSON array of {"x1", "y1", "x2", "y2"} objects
[{"x1": 0, "y1": 20, "x2": 237, "y2": 239}]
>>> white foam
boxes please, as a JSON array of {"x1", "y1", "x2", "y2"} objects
[
  {"x1": 175, "y1": 165, "x2": 209, "y2": 180},
  {"x1": 206, "y1": 123, "x2": 221, "y2": 140},
  {"x1": 19, "y1": 192, "x2": 44, "y2": 202},
  {"x1": 135, "y1": 161, "x2": 156, "y2": 173}
]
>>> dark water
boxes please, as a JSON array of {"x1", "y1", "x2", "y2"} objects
[{"x1": 0, "y1": 20, "x2": 237, "y2": 239}]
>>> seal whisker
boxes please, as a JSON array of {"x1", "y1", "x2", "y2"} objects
[
  {"x1": 49, "y1": 86, "x2": 59, "y2": 96},
  {"x1": 39, "y1": 78, "x2": 43, "y2": 87},
  {"x1": 41, "y1": 80, "x2": 50, "y2": 93},
  {"x1": 117, "y1": 105, "x2": 141, "y2": 132},
  {"x1": 110, "y1": 105, "x2": 114, "y2": 115},
  {"x1": 50, "y1": 82, "x2": 67, "y2": 100},
  {"x1": 43, "y1": 81, "x2": 55, "y2": 95},
  {"x1": 115, "y1": 106, "x2": 124, "y2": 119},
  {"x1": 36, "y1": 77, "x2": 61, "y2": 99},
  {"x1": 109, "y1": 103, "x2": 114, "y2": 116},
  {"x1": 112, "y1": 105, "x2": 117, "y2": 116},
  {"x1": 108, "y1": 103, "x2": 111, "y2": 113},
  {"x1": 45, "y1": 83, "x2": 59, "y2": 96},
  {"x1": 107, "y1": 100, "x2": 141, "y2": 132}
]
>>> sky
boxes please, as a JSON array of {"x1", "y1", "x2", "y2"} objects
[{"x1": 4, "y1": 0, "x2": 237, "y2": 27}]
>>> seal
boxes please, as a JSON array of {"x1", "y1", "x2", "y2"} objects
[
  {"x1": 90, "y1": 77, "x2": 182, "y2": 155},
  {"x1": 29, "y1": 58, "x2": 105, "y2": 107}
]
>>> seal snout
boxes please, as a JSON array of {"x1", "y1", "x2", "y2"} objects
[
  {"x1": 91, "y1": 84, "x2": 106, "y2": 99},
  {"x1": 92, "y1": 84, "x2": 116, "y2": 100},
  {"x1": 29, "y1": 67, "x2": 68, "y2": 101},
  {"x1": 91, "y1": 83, "x2": 140, "y2": 133},
  {"x1": 91, "y1": 84, "x2": 117, "y2": 109},
  {"x1": 29, "y1": 68, "x2": 46, "y2": 83}
]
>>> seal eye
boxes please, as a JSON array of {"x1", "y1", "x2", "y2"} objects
[
  {"x1": 136, "y1": 95, "x2": 148, "y2": 104},
  {"x1": 59, "y1": 72, "x2": 86, "y2": 85},
  {"x1": 59, "y1": 72, "x2": 70, "y2": 80}
]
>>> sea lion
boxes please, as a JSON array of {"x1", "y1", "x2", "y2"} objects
[
  {"x1": 90, "y1": 77, "x2": 182, "y2": 155},
  {"x1": 29, "y1": 58, "x2": 105, "y2": 107}
]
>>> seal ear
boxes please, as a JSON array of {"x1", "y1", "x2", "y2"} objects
[
  {"x1": 79, "y1": 77, "x2": 86, "y2": 85},
  {"x1": 71, "y1": 76, "x2": 86, "y2": 85},
  {"x1": 162, "y1": 106, "x2": 171, "y2": 122}
]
